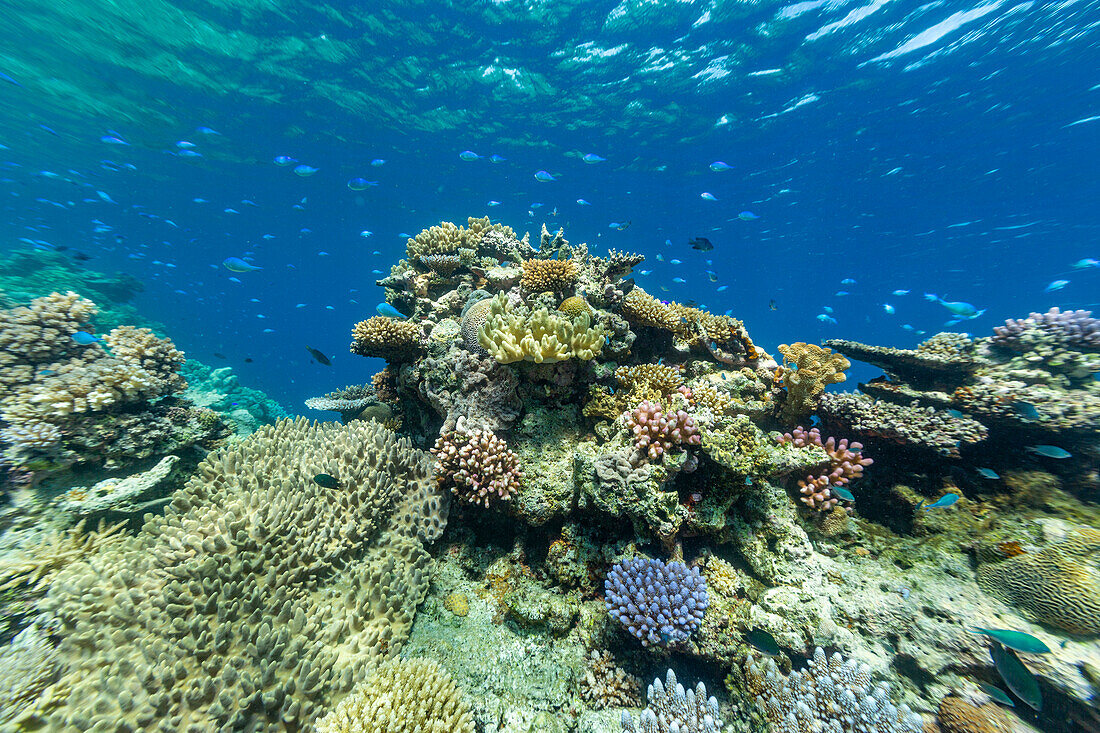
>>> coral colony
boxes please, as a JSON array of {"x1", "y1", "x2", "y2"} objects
[{"x1": 2, "y1": 217, "x2": 1098, "y2": 733}]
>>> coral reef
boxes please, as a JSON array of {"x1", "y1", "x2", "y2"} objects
[
  {"x1": 992, "y1": 307, "x2": 1100, "y2": 351},
  {"x1": 55, "y1": 454, "x2": 180, "y2": 517},
  {"x1": 477, "y1": 292, "x2": 606, "y2": 364},
  {"x1": 937, "y1": 695, "x2": 1015, "y2": 733},
  {"x1": 431, "y1": 424, "x2": 521, "y2": 507},
  {"x1": 746, "y1": 647, "x2": 923, "y2": 733},
  {"x1": 621, "y1": 668, "x2": 723, "y2": 733},
  {"x1": 181, "y1": 359, "x2": 288, "y2": 434},
  {"x1": 776, "y1": 342, "x2": 850, "y2": 422},
  {"x1": 521, "y1": 256, "x2": 579, "y2": 292},
  {"x1": 776, "y1": 426, "x2": 873, "y2": 511},
  {"x1": 304, "y1": 383, "x2": 388, "y2": 423},
  {"x1": 625, "y1": 400, "x2": 702, "y2": 461},
  {"x1": 314, "y1": 657, "x2": 474, "y2": 733},
  {"x1": 818, "y1": 392, "x2": 987, "y2": 457},
  {"x1": 604, "y1": 557, "x2": 708, "y2": 647}
]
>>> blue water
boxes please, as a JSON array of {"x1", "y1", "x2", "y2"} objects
[{"x1": 2, "y1": 0, "x2": 1098, "y2": 409}]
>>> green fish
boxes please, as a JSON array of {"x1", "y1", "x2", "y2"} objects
[
  {"x1": 313, "y1": 473, "x2": 340, "y2": 489},
  {"x1": 976, "y1": 682, "x2": 1015, "y2": 707},
  {"x1": 990, "y1": 642, "x2": 1041, "y2": 711},
  {"x1": 971, "y1": 627, "x2": 1051, "y2": 654},
  {"x1": 746, "y1": 628, "x2": 782, "y2": 656},
  {"x1": 832, "y1": 486, "x2": 855, "y2": 502}
]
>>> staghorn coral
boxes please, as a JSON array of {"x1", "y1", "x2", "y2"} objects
[
  {"x1": 477, "y1": 293, "x2": 606, "y2": 364},
  {"x1": 818, "y1": 392, "x2": 987, "y2": 457},
  {"x1": 521, "y1": 256, "x2": 579, "y2": 292},
  {"x1": 776, "y1": 426, "x2": 873, "y2": 512},
  {"x1": 604, "y1": 557, "x2": 708, "y2": 648},
  {"x1": 776, "y1": 342, "x2": 849, "y2": 423},
  {"x1": 746, "y1": 647, "x2": 923, "y2": 733},
  {"x1": 976, "y1": 528, "x2": 1100, "y2": 635},
  {"x1": 580, "y1": 650, "x2": 642, "y2": 709},
  {"x1": 625, "y1": 400, "x2": 701, "y2": 461},
  {"x1": 0, "y1": 519, "x2": 128, "y2": 594},
  {"x1": 350, "y1": 315, "x2": 424, "y2": 362},
  {"x1": 38, "y1": 418, "x2": 448, "y2": 731},
  {"x1": 314, "y1": 657, "x2": 474, "y2": 733},
  {"x1": 431, "y1": 425, "x2": 521, "y2": 507},
  {"x1": 621, "y1": 668, "x2": 723, "y2": 733}
]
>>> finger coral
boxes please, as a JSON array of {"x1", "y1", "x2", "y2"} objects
[
  {"x1": 776, "y1": 342, "x2": 850, "y2": 423},
  {"x1": 314, "y1": 657, "x2": 474, "y2": 733},
  {"x1": 625, "y1": 400, "x2": 701, "y2": 461},
  {"x1": 432, "y1": 425, "x2": 521, "y2": 506},
  {"x1": 520, "y1": 256, "x2": 579, "y2": 292},
  {"x1": 604, "y1": 557, "x2": 708, "y2": 647},
  {"x1": 621, "y1": 668, "x2": 722, "y2": 733},
  {"x1": 746, "y1": 647, "x2": 923, "y2": 733},
  {"x1": 477, "y1": 293, "x2": 605, "y2": 364},
  {"x1": 350, "y1": 315, "x2": 424, "y2": 362},
  {"x1": 776, "y1": 426, "x2": 873, "y2": 512}
]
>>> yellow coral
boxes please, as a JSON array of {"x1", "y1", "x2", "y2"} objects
[
  {"x1": 521, "y1": 258, "x2": 578, "y2": 292},
  {"x1": 406, "y1": 221, "x2": 464, "y2": 259},
  {"x1": 477, "y1": 294, "x2": 605, "y2": 364},
  {"x1": 621, "y1": 287, "x2": 681, "y2": 332},
  {"x1": 615, "y1": 364, "x2": 683, "y2": 401},
  {"x1": 444, "y1": 591, "x2": 470, "y2": 617},
  {"x1": 620, "y1": 286, "x2": 758, "y2": 359},
  {"x1": 776, "y1": 342, "x2": 849, "y2": 423},
  {"x1": 350, "y1": 316, "x2": 424, "y2": 362},
  {"x1": 582, "y1": 385, "x2": 624, "y2": 422},
  {"x1": 558, "y1": 295, "x2": 593, "y2": 319},
  {"x1": 690, "y1": 381, "x2": 733, "y2": 415},
  {"x1": 315, "y1": 657, "x2": 474, "y2": 733}
]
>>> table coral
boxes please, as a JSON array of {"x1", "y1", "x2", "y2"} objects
[
  {"x1": 432, "y1": 425, "x2": 521, "y2": 507},
  {"x1": 350, "y1": 315, "x2": 424, "y2": 362},
  {"x1": 621, "y1": 668, "x2": 723, "y2": 733},
  {"x1": 604, "y1": 557, "x2": 708, "y2": 647},
  {"x1": 818, "y1": 392, "x2": 986, "y2": 457},
  {"x1": 776, "y1": 342, "x2": 849, "y2": 423},
  {"x1": 314, "y1": 657, "x2": 474, "y2": 733}
]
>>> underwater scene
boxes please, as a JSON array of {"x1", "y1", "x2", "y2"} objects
[{"x1": 0, "y1": 0, "x2": 1098, "y2": 731}]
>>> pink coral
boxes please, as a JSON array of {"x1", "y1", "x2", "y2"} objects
[
  {"x1": 431, "y1": 426, "x2": 520, "y2": 507},
  {"x1": 624, "y1": 400, "x2": 701, "y2": 461},
  {"x1": 777, "y1": 426, "x2": 873, "y2": 511}
]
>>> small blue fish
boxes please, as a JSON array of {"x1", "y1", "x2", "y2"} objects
[
  {"x1": 100, "y1": 134, "x2": 129, "y2": 145},
  {"x1": 1012, "y1": 401, "x2": 1040, "y2": 421},
  {"x1": 709, "y1": 161, "x2": 733, "y2": 172},
  {"x1": 489, "y1": 154, "x2": 506, "y2": 163},
  {"x1": 347, "y1": 177, "x2": 372, "y2": 191},
  {"x1": 458, "y1": 150, "x2": 482, "y2": 161},
  {"x1": 274, "y1": 155, "x2": 297, "y2": 166},
  {"x1": 222, "y1": 257, "x2": 262, "y2": 272},
  {"x1": 487, "y1": 200, "x2": 501, "y2": 206},
  {"x1": 971, "y1": 628, "x2": 1051, "y2": 654},
  {"x1": 841, "y1": 278, "x2": 857, "y2": 285},
  {"x1": 293, "y1": 164, "x2": 319, "y2": 177},
  {"x1": 1027, "y1": 445, "x2": 1071, "y2": 459},
  {"x1": 892, "y1": 289, "x2": 910, "y2": 296},
  {"x1": 0, "y1": 70, "x2": 22, "y2": 87},
  {"x1": 70, "y1": 331, "x2": 101, "y2": 346},
  {"x1": 196, "y1": 126, "x2": 221, "y2": 135},
  {"x1": 1071, "y1": 258, "x2": 1099, "y2": 269},
  {"x1": 608, "y1": 222, "x2": 630, "y2": 231},
  {"x1": 534, "y1": 170, "x2": 556, "y2": 182},
  {"x1": 835, "y1": 291, "x2": 849, "y2": 297},
  {"x1": 924, "y1": 294, "x2": 985, "y2": 319},
  {"x1": 376, "y1": 302, "x2": 407, "y2": 318},
  {"x1": 370, "y1": 158, "x2": 386, "y2": 166},
  {"x1": 716, "y1": 285, "x2": 728, "y2": 292},
  {"x1": 977, "y1": 682, "x2": 1015, "y2": 707},
  {"x1": 359, "y1": 230, "x2": 373, "y2": 238},
  {"x1": 582, "y1": 153, "x2": 606, "y2": 163},
  {"x1": 1044, "y1": 279, "x2": 1070, "y2": 292},
  {"x1": 817, "y1": 314, "x2": 837, "y2": 324},
  {"x1": 673, "y1": 277, "x2": 686, "y2": 283},
  {"x1": 176, "y1": 140, "x2": 196, "y2": 149},
  {"x1": 700, "y1": 192, "x2": 717, "y2": 201},
  {"x1": 738, "y1": 211, "x2": 759, "y2": 221},
  {"x1": 670, "y1": 259, "x2": 682, "y2": 265},
  {"x1": 977, "y1": 468, "x2": 1000, "y2": 479},
  {"x1": 923, "y1": 493, "x2": 959, "y2": 511},
  {"x1": 823, "y1": 306, "x2": 834, "y2": 314},
  {"x1": 946, "y1": 409, "x2": 964, "y2": 418},
  {"x1": 706, "y1": 271, "x2": 718, "y2": 282}
]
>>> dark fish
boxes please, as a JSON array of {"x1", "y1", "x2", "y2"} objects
[
  {"x1": 689, "y1": 237, "x2": 714, "y2": 252},
  {"x1": 71, "y1": 251, "x2": 92, "y2": 261},
  {"x1": 990, "y1": 642, "x2": 1042, "y2": 711},
  {"x1": 620, "y1": 278, "x2": 636, "y2": 296},
  {"x1": 213, "y1": 352, "x2": 228, "y2": 360},
  {"x1": 313, "y1": 473, "x2": 340, "y2": 489},
  {"x1": 244, "y1": 357, "x2": 253, "y2": 363},
  {"x1": 1012, "y1": 401, "x2": 1040, "y2": 421},
  {"x1": 977, "y1": 682, "x2": 1015, "y2": 707},
  {"x1": 746, "y1": 628, "x2": 782, "y2": 656},
  {"x1": 769, "y1": 299, "x2": 778, "y2": 311},
  {"x1": 306, "y1": 346, "x2": 332, "y2": 366}
]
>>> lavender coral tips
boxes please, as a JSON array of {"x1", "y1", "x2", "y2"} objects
[
  {"x1": 625, "y1": 400, "x2": 702, "y2": 460},
  {"x1": 604, "y1": 558, "x2": 708, "y2": 647}
]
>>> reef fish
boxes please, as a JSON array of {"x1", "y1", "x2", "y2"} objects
[
  {"x1": 582, "y1": 153, "x2": 606, "y2": 163},
  {"x1": 1027, "y1": 445, "x2": 1071, "y2": 459},
  {"x1": 971, "y1": 628, "x2": 1051, "y2": 654},
  {"x1": 458, "y1": 150, "x2": 482, "y2": 161},
  {"x1": 305, "y1": 346, "x2": 332, "y2": 366},
  {"x1": 293, "y1": 164, "x2": 319, "y2": 177},
  {"x1": 990, "y1": 642, "x2": 1042, "y2": 711},
  {"x1": 70, "y1": 331, "x2": 101, "y2": 346},
  {"x1": 700, "y1": 192, "x2": 717, "y2": 201},
  {"x1": 313, "y1": 473, "x2": 340, "y2": 489},
  {"x1": 977, "y1": 682, "x2": 1015, "y2": 707},
  {"x1": 1043, "y1": 279, "x2": 1070, "y2": 292},
  {"x1": 376, "y1": 302, "x2": 407, "y2": 318},
  {"x1": 832, "y1": 486, "x2": 855, "y2": 502},
  {"x1": 1012, "y1": 401, "x2": 1040, "y2": 421},
  {"x1": 922, "y1": 493, "x2": 959, "y2": 511},
  {"x1": 738, "y1": 211, "x2": 759, "y2": 221},
  {"x1": 222, "y1": 257, "x2": 262, "y2": 272},
  {"x1": 746, "y1": 628, "x2": 782, "y2": 656},
  {"x1": 534, "y1": 170, "x2": 557, "y2": 182},
  {"x1": 924, "y1": 294, "x2": 985, "y2": 319},
  {"x1": 977, "y1": 468, "x2": 1001, "y2": 480},
  {"x1": 689, "y1": 237, "x2": 713, "y2": 252},
  {"x1": 709, "y1": 161, "x2": 733, "y2": 172}
]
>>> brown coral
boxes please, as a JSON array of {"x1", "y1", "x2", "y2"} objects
[
  {"x1": 579, "y1": 650, "x2": 641, "y2": 709},
  {"x1": 620, "y1": 286, "x2": 758, "y2": 361},
  {"x1": 431, "y1": 426, "x2": 521, "y2": 507},
  {"x1": 776, "y1": 342, "x2": 850, "y2": 423},
  {"x1": 521, "y1": 257, "x2": 579, "y2": 292},
  {"x1": 938, "y1": 696, "x2": 1014, "y2": 733},
  {"x1": 615, "y1": 363, "x2": 684, "y2": 402},
  {"x1": 351, "y1": 316, "x2": 424, "y2": 362},
  {"x1": 102, "y1": 325, "x2": 187, "y2": 393}
]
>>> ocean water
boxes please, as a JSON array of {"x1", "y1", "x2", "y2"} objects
[{"x1": 1, "y1": 1, "x2": 1099, "y2": 731}]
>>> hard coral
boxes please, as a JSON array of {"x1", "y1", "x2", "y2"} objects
[
  {"x1": 776, "y1": 426, "x2": 872, "y2": 512},
  {"x1": 616, "y1": 363, "x2": 683, "y2": 402},
  {"x1": 521, "y1": 257, "x2": 578, "y2": 292},
  {"x1": 431, "y1": 425, "x2": 521, "y2": 507},
  {"x1": 621, "y1": 668, "x2": 723, "y2": 733},
  {"x1": 102, "y1": 325, "x2": 187, "y2": 393},
  {"x1": 937, "y1": 695, "x2": 1014, "y2": 733},
  {"x1": 992, "y1": 307, "x2": 1100, "y2": 351},
  {"x1": 477, "y1": 293, "x2": 605, "y2": 364},
  {"x1": 776, "y1": 342, "x2": 849, "y2": 423},
  {"x1": 580, "y1": 650, "x2": 642, "y2": 709},
  {"x1": 625, "y1": 400, "x2": 701, "y2": 461},
  {"x1": 604, "y1": 557, "x2": 708, "y2": 647},
  {"x1": 746, "y1": 647, "x2": 923, "y2": 733},
  {"x1": 818, "y1": 392, "x2": 987, "y2": 457},
  {"x1": 314, "y1": 657, "x2": 474, "y2": 733},
  {"x1": 350, "y1": 315, "x2": 424, "y2": 362},
  {"x1": 558, "y1": 295, "x2": 593, "y2": 319}
]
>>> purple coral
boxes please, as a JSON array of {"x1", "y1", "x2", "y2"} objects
[
  {"x1": 776, "y1": 426, "x2": 873, "y2": 511},
  {"x1": 604, "y1": 558, "x2": 708, "y2": 647},
  {"x1": 624, "y1": 400, "x2": 701, "y2": 460},
  {"x1": 992, "y1": 307, "x2": 1100, "y2": 350}
]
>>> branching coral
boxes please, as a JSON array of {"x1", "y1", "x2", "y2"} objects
[
  {"x1": 0, "y1": 519, "x2": 127, "y2": 593},
  {"x1": 776, "y1": 426, "x2": 873, "y2": 511},
  {"x1": 580, "y1": 650, "x2": 642, "y2": 709},
  {"x1": 620, "y1": 286, "x2": 758, "y2": 361},
  {"x1": 992, "y1": 307, "x2": 1100, "y2": 351},
  {"x1": 314, "y1": 657, "x2": 474, "y2": 733},
  {"x1": 477, "y1": 293, "x2": 605, "y2": 364},
  {"x1": 102, "y1": 325, "x2": 187, "y2": 393},
  {"x1": 431, "y1": 425, "x2": 521, "y2": 506},
  {"x1": 520, "y1": 257, "x2": 579, "y2": 292},
  {"x1": 776, "y1": 342, "x2": 849, "y2": 423},
  {"x1": 621, "y1": 668, "x2": 722, "y2": 733},
  {"x1": 604, "y1": 557, "x2": 708, "y2": 647},
  {"x1": 746, "y1": 648, "x2": 922, "y2": 733},
  {"x1": 350, "y1": 316, "x2": 424, "y2": 361},
  {"x1": 616, "y1": 364, "x2": 684, "y2": 402},
  {"x1": 625, "y1": 400, "x2": 701, "y2": 460}
]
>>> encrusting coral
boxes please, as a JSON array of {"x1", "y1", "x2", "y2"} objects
[
  {"x1": 776, "y1": 342, "x2": 850, "y2": 423},
  {"x1": 31, "y1": 418, "x2": 448, "y2": 730},
  {"x1": 313, "y1": 657, "x2": 474, "y2": 733}
]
